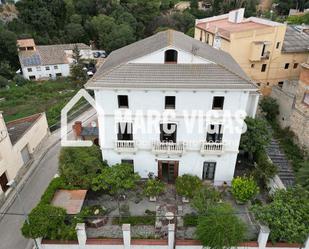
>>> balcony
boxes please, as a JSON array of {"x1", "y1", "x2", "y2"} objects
[
  {"x1": 152, "y1": 141, "x2": 185, "y2": 155},
  {"x1": 200, "y1": 141, "x2": 224, "y2": 155},
  {"x1": 115, "y1": 140, "x2": 137, "y2": 153}
]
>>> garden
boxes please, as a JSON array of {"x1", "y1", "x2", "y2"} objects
[{"x1": 21, "y1": 139, "x2": 309, "y2": 248}]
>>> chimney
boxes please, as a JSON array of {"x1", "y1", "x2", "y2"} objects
[
  {"x1": 73, "y1": 121, "x2": 82, "y2": 139},
  {"x1": 228, "y1": 8, "x2": 245, "y2": 23}
]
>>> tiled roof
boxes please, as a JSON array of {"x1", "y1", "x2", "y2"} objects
[
  {"x1": 282, "y1": 26, "x2": 309, "y2": 53},
  {"x1": 18, "y1": 43, "x2": 90, "y2": 67},
  {"x1": 6, "y1": 113, "x2": 42, "y2": 145},
  {"x1": 89, "y1": 63, "x2": 257, "y2": 90},
  {"x1": 17, "y1": 38, "x2": 35, "y2": 48},
  {"x1": 86, "y1": 30, "x2": 254, "y2": 90}
]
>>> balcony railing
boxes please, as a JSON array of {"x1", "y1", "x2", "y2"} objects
[
  {"x1": 200, "y1": 141, "x2": 224, "y2": 154},
  {"x1": 115, "y1": 140, "x2": 137, "y2": 153},
  {"x1": 152, "y1": 141, "x2": 185, "y2": 155}
]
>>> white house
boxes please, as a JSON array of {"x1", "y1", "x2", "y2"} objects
[
  {"x1": 17, "y1": 39, "x2": 93, "y2": 80},
  {"x1": 85, "y1": 30, "x2": 259, "y2": 185}
]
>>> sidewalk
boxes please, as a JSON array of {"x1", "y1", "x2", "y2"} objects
[{"x1": 0, "y1": 107, "x2": 97, "y2": 221}]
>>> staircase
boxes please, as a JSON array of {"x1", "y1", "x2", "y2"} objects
[{"x1": 266, "y1": 138, "x2": 295, "y2": 187}]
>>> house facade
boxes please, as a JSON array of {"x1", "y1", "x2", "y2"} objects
[
  {"x1": 194, "y1": 8, "x2": 309, "y2": 95},
  {"x1": 85, "y1": 30, "x2": 259, "y2": 185},
  {"x1": 17, "y1": 39, "x2": 93, "y2": 80},
  {"x1": 0, "y1": 112, "x2": 49, "y2": 199}
]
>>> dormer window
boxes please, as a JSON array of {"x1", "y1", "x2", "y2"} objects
[{"x1": 164, "y1": 49, "x2": 178, "y2": 64}]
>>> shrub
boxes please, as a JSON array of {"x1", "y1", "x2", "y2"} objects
[
  {"x1": 175, "y1": 174, "x2": 202, "y2": 199},
  {"x1": 59, "y1": 146, "x2": 107, "y2": 189},
  {"x1": 296, "y1": 161, "x2": 309, "y2": 191},
  {"x1": 191, "y1": 185, "x2": 221, "y2": 214},
  {"x1": 231, "y1": 176, "x2": 259, "y2": 203},
  {"x1": 183, "y1": 214, "x2": 198, "y2": 227},
  {"x1": 251, "y1": 186, "x2": 309, "y2": 243},
  {"x1": 196, "y1": 204, "x2": 246, "y2": 249},
  {"x1": 143, "y1": 179, "x2": 165, "y2": 197},
  {"x1": 259, "y1": 97, "x2": 279, "y2": 122},
  {"x1": 13, "y1": 74, "x2": 30, "y2": 86},
  {"x1": 253, "y1": 150, "x2": 277, "y2": 186},
  {"x1": 0, "y1": 75, "x2": 8, "y2": 88},
  {"x1": 112, "y1": 216, "x2": 155, "y2": 226}
]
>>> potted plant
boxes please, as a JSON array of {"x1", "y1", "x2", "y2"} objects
[
  {"x1": 231, "y1": 176, "x2": 259, "y2": 204},
  {"x1": 143, "y1": 179, "x2": 165, "y2": 201},
  {"x1": 175, "y1": 174, "x2": 202, "y2": 203}
]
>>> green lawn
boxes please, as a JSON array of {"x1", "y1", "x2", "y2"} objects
[{"x1": 0, "y1": 78, "x2": 81, "y2": 126}]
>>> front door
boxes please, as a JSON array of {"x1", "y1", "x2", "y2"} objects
[
  {"x1": 158, "y1": 161, "x2": 179, "y2": 183},
  {"x1": 203, "y1": 162, "x2": 216, "y2": 181},
  {"x1": 0, "y1": 172, "x2": 9, "y2": 193}
]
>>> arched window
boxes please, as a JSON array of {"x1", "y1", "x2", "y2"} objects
[{"x1": 164, "y1": 49, "x2": 178, "y2": 64}]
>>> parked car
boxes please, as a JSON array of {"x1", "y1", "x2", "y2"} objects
[{"x1": 93, "y1": 50, "x2": 107, "y2": 58}]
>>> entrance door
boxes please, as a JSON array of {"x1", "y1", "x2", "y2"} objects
[
  {"x1": 158, "y1": 161, "x2": 179, "y2": 183},
  {"x1": 203, "y1": 162, "x2": 216, "y2": 180},
  {"x1": 21, "y1": 145, "x2": 31, "y2": 165},
  {"x1": 0, "y1": 172, "x2": 9, "y2": 193}
]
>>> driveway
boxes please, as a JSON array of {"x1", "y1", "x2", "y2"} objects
[{"x1": 0, "y1": 108, "x2": 96, "y2": 249}]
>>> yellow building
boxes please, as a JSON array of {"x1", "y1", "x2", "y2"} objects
[{"x1": 194, "y1": 8, "x2": 309, "y2": 94}]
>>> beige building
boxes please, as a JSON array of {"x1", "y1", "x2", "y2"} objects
[
  {"x1": 0, "y1": 112, "x2": 49, "y2": 198},
  {"x1": 194, "y1": 8, "x2": 309, "y2": 95}
]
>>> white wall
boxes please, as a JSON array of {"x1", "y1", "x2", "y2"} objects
[{"x1": 22, "y1": 64, "x2": 70, "y2": 80}]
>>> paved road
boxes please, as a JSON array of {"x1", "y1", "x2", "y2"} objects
[{"x1": 0, "y1": 108, "x2": 96, "y2": 249}]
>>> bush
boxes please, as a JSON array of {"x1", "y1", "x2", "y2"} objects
[
  {"x1": 251, "y1": 186, "x2": 309, "y2": 243},
  {"x1": 175, "y1": 174, "x2": 202, "y2": 199},
  {"x1": 143, "y1": 179, "x2": 165, "y2": 197},
  {"x1": 253, "y1": 150, "x2": 277, "y2": 186},
  {"x1": 196, "y1": 204, "x2": 246, "y2": 248},
  {"x1": 59, "y1": 146, "x2": 107, "y2": 189},
  {"x1": 296, "y1": 161, "x2": 309, "y2": 191},
  {"x1": 191, "y1": 185, "x2": 221, "y2": 214},
  {"x1": 112, "y1": 215, "x2": 155, "y2": 226},
  {"x1": 13, "y1": 74, "x2": 30, "y2": 86},
  {"x1": 259, "y1": 97, "x2": 279, "y2": 122},
  {"x1": 0, "y1": 75, "x2": 8, "y2": 88},
  {"x1": 231, "y1": 176, "x2": 259, "y2": 203},
  {"x1": 183, "y1": 214, "x2": 198, "y2": 227}
]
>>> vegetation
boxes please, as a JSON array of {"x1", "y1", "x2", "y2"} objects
[
  {"x1": 191, "y1": 185, "x2": 221, "y2": 214},
  {"x1": 251, "y1": 186, "x2": 309, "y2": 243},
  {"x1": 231, "y1": 176, "x2": 259, "y2": 203},
  {"x1": 175, "y1": 174, "x2": 202, "y2": 199},
  {"x1": 296, "y1": 161, "x2": 309, "y2": 191},
  {"x1": 183, "y1": 214, "x2": 198, "y2": 227},
  {"x1": 240, "y1": 117, "x2": 271, "y2": 158},
  {"x1": 70, "y1": 45, "x2": 88, "y2": 86},
  {"x1": 59, "y1": 146, "x2": 107, "y2": 189},
  {"x1": 92, "y1": 163, "x2": 140, "y2": 195},
  {"x1": 196, "y1": 204, "x2": 246, "y2": 249},
  {"x1": 143, "y1": 179, "x2": 165, "y2": 197},
  {"x1": 286, "y1": 12, "x2": 309, "y2": 24},
  {"x1": 0, "y1": 79, "x2": 79, "y2": 125},
  {"x1": 253, "y1": 150, "x2": 277, "y2": 186},
  {"x1": 112, "y1": 215, "x2": 155, "y2": 226},
  {"x1": 259, "y1": 97, "x2": 279, "y2": 122}
]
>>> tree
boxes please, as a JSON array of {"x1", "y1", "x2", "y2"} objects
[
  {"x1": 196, "y1": 204, "x2": 246, "y2": 249},
  {"x1": 59, "y1": 146, "x2": 107, "y2": 189},
  {"x1": 192, "y1": 186, "x2": 221, "y2": 214},
  {"x1": 251, "y1": 186, "x2": 309, "y2": 243},
  {"x1": 65, "y1": 23, "x2": 86, "y2": 43},
  {"x1": 287, "y1": 12, "x2": 309, "y2": 24},
  {"x1": 240, "y1": 117, "x2": 271, "y2": 158},
  {"x1": 259, "y1": 97, "x2": 279, "y2": 122},
  {"x1": 21, "y1": 204, "x2": 67, "y2": 239},
  {"x1": 253, "y1": 150, "x2": 277, "y2": 186},
  {"x1": 70, "y1": 45, "x2": 87, "y2": 85},
  {"x1": 296, "y1": 161, "x2": 309, "y2": 191},
  {"x1": 0, "y1": 76, "x2": 9, "y2": 88},
  {"x1": 175, "y1": 174, "x2": 202, "y2": 199},
  {"x1": 0, "y1": 26, "x2": 18, "y2": 69}
]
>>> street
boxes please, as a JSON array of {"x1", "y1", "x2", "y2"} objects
[{"x1": 0, "y1": 108, "x2": 96, "y2": 249}]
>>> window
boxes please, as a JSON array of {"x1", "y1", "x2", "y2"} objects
[
  {"x1": 293, "y1": 63, "x2": 299, "y2": 69},
  {"x1": 284, "y1": 63, "x2": 290, "y2": 69},
  {"x1": 160, "y1": 123, "x2": 177, "y2": 143},
  {"x1": 257, "y1": 83, "x2": 261, "y2": 86},
  {"x1": 0, "y1": 171, "x2": 9, "y2": 193},
  {"x1": 117, "y1": 123, "x2": 133, "y2": 141},
  {"x1": 36, "y1": 66, "x2": 41, "y2": 71},
  {"x1": 261, "y1": 44, "x2": 266, "y2": 56},
  {"x1": 54, "y1": 65, "x2": 58, "y2": 69},
  {"x1": 118, "y1": 95, "x2": 129, "y2": 108},
  {"x1": 206, "y1": 33, "x2": 210, "y2": 44},
  {"x1": 212, "y1": 96, "x2": 224, "y2": 110},
  {"x1": 303, "y1": 92, "x2": 309, "y2": 106},
  {"x1": 45, "y1": 66, "x2": 50, "y2": 71},
  {"x1": 202, "y1": 162, "x2": 216, "y2": 180},
  {"x1": 27, "y1": 68, "x2": 32, "y2": 72},
  {"x1": 278, "y1": 81, "x2": 284, "y2": 88},
  {"x1": 261, "y1": 64, "x2": 267, "y2": 72},
  {"x1": 27, "y1": 46, "x2": 34, "y2": 50},
  {"x1": 56, "y1": 73, "x2": 62, "y2": 77},
  {"x1": 29, "y1": 75, "x2": 36, "y2": 80},
  {"x1": 266, "y1": 82, "x2": 270, "y2": 86},
  {"x1": 165, "y1": 96, "x2": 176, "y2": 109},
  {"x1": 164, "y1": 49, "x2": 178, "y2": 64},
  {"x1": 276, "y1": 42, "x2": 280, "y2": 49},
  {"x1": 199, "y1": 32, "x2": 202, "y2": 41},
  {"x1": 251, "y1": 64, "x2": 255, "y2": 68},
  {"x1": 206, "y1": 124, "x2": 223, "y2": 143},
  {"x1": 121, "y1": 159, "x2": 134, "y2": 166}
]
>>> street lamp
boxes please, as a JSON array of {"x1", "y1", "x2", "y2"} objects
[{"x1": 7, "y1": 180, "x2": 39, "y2": 249}]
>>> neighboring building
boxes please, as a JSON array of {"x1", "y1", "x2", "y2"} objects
[
  {"x1": 72, "y1": 120, "x2": 99, "y2": 145},
  {"x1": 194, "y1": 8, "x2": 309, "y2": 94},
  {"x1": 85, "y1": 30, "x2": 259, "y2": 185},
  {"x1": 17, "y1": 39, "x2": 93, "y2": 80},
  {"x1": 0, "y1": 112, "x2": 49, "y2": 197},
  {"x1": 272, "y1": 60, "x2": 309, "y2": 149}
]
